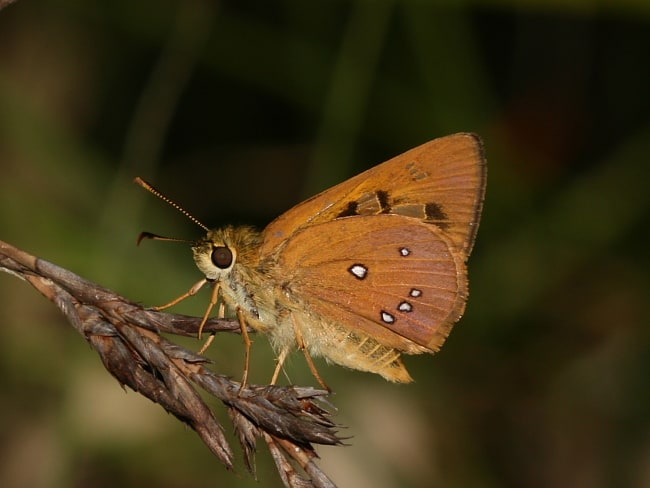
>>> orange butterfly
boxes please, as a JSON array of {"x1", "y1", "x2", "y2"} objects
[{"x1": 137, "y1": 132, "x2": 486, "y2": 385}]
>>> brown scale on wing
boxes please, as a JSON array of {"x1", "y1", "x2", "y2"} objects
[{"x1": 337, "y1": 188, "x2": 453, "y2": 232}]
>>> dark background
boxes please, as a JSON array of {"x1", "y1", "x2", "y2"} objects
[{"x1": 1, "y1": 1, "x2": 648, "y2": 487}]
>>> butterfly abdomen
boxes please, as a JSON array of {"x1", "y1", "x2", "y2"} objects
[{"x1": 296, "y1": 311, "x2": 414, "y2": 383}]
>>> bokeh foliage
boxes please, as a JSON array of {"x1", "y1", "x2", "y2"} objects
[{"x1": 1, "y1": 1, "x2": 649, "y2": 487}]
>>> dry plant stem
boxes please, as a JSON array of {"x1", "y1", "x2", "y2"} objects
[{"x1": 0, "y1": 239, "x2": 342, "y2": 488}]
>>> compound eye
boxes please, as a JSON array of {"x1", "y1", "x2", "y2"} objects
[{"x1": 211, "y1": 246, "x2": 233, "y2": 269}]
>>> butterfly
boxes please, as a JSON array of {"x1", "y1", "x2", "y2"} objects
[{"x1": 136, "y1": 132, "x2": 486, "y2": 386}]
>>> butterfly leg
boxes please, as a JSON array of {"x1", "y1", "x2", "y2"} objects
[
  {"x1": 195, "y1": 282, "x2": 220, "y2": 343},
  {"x1": 290, "y1": 313, "x2": 330, "y2": 392},
  {"x1": 154, "y1": 278, "x2": 208, "y2": 310},
  {"x1": 270, "y1": 345, "x2": 290, "y2": 385},
  {"x1": 237, "y1": 308, "x2": 253, "y2": 391},
  {"x1": 197, "y1": 300, "x2": 224, "y2": 355}
]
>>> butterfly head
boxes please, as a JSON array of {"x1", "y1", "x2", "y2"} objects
[
  {"x1": 192, "y1": 226, "x2": 263, "y2": 282},
  {"x1": 192, "y1": 229, "x2": 237, "y2": 281}
]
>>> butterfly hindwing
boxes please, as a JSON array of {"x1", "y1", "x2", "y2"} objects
[{"x1": 278, "y1": 214, "x2": 467, "y2": 351}]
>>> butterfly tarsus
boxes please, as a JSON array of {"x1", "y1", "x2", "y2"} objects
[{"x1": 237, "y1": 307, "x2": 253, "y2": 394}]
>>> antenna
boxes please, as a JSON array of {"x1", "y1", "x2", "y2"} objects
[{"x1": 134, "y1": 177, "x2": 209, "y2": 232}]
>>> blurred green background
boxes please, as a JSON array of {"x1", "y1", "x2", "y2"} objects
[{"x1": 1, "y1": 1, "x2": 649, "y2": 487}]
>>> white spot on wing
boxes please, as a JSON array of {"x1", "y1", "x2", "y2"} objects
[
  {"x1": 398, "y1": 301, "x2": 413, "y2": 312},
  {"x1": 349, "y1": 264, "x2": 368, "y2": 280},
  {"x1": 399, "y1": 247, "x2": 410, "y2": 256},
  {"x1": 381, "y1": 311, "x2": 395, "y2": 324},
  {"x1": 409, "y1": 288, "x2": 422, "y2": 298}
]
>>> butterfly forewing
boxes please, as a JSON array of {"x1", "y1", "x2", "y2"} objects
[
  {"x1": 278, "y1": 215, "x2": 467, "y2": 351},
  {"x1": 261, "y1": 133, "x2": 486, "y2": 257}
]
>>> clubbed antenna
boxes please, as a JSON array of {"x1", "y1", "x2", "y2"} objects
[{"x1": 134, "y1": 177, "x2": 209, "y2": 232}]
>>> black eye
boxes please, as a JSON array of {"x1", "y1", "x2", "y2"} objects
[{"x1": 211, "y1": 246, "x2": 233, "y2": 269}]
